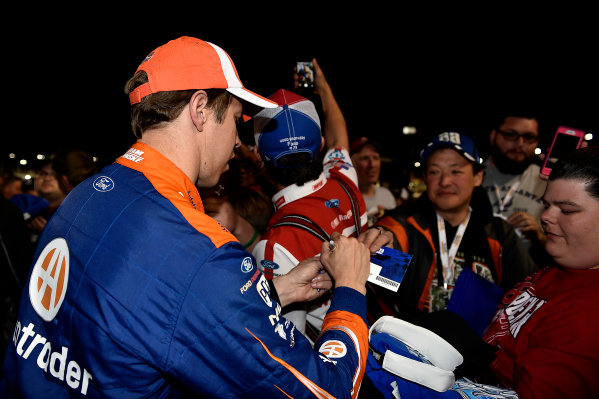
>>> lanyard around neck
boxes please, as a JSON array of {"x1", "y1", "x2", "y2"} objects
[
  {"x1": 494, "y1": 179, "x2": 521, "y2": 214},
  {"x1": 436, "y1": 208, "x2": 471, "y2": 290}
]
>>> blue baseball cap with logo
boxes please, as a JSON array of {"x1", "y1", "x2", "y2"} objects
[
  {"x1": 253, "y1": 89, "x2": 322, "y2": 168},
  {"x1": 420, "y1": 132, "x2": 483, "y2": 167}
]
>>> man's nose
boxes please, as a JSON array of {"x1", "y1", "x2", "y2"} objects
[
  {"x1": 514, "y1": 135, "x2": 527, "y2": 146},
  {"x1": 439, "y1": 173, "x2": 452, "y2": 186}
]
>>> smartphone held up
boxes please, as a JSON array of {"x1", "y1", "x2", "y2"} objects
[
  {"x1": 296, "y1": 61, "x2": 314, "y2": 89},
  {"x1": 541, "y1": 126, "x2": 585, "y2": 176}
]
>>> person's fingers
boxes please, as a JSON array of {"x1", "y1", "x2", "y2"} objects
[
  {"x1": 507, "y1": 212, "x2": 541, "y2": 232},
  {"x1": 328, "y1": 240, "x2": 337, "y2": 252},
  {"x1": 358, "y1": 227, "x2": 394, "y2": 252},
  {"x1": 311, "y1": 269, "x2": 331, "y2": 283},
  {"x1": 311, "y1": 272, "x2": 333, "y2": 291},
  {"x1": 357, "y1": 227, "x2": 380, "y2": 246}
]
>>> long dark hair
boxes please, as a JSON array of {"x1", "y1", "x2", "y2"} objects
[{"x1": 549, "y1": 146, "x2": 599, "y2": 200}]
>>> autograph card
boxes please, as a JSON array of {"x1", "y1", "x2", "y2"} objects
[{"x1": 369, "y1": 246, "x2": 412, "y2": 292}]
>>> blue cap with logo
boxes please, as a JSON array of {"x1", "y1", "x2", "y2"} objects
[
  {"x1": 253, "y1": 89, "x2": 322, "y2": 168},
  {"x1": 420, "y1": 132, "x2": 483, "y2": 166}
]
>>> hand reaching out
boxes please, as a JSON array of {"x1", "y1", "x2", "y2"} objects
[
  {"x1": 320, "y1": 232, "x2": 370, "y2": 295},
  {"x1": 357, "y1": 226, "x2": 395, "y2": 253},
  {"x1": 273, "y1": 257, "x2": 333, "y2": 307},
  {"x1": 508, "y1": 211, "x2": 546, "y2": 244}
]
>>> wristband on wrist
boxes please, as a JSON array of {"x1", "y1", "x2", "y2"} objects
[
  {"x1": 243, "y1": 227, "x2": 258, "y2": 248},
  {"x1": 267, "y1": 279, "x2": 281, "y2": 304}
]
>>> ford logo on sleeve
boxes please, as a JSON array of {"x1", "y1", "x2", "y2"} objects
[
  {"x1": 241, "y1": 257, "x2": 254, "y2": 273},
  {"x1": 93, "y1": 176, "x2": 115, "y2": 192},
  {"x1": 260, "y1": 260, "x2": 279, "y2": 270}
]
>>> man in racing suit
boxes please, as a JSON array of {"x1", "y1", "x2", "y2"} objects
[{"x1": 1, "y1": 36, "x2": 371, "y2": 398}]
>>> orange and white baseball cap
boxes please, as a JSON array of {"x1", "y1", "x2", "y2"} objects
[{"x1": 128, "y1": 36, "x2": 277, "y2": 112}]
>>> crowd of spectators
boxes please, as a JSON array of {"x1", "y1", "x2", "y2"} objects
[{"x1": 0, "y1": 37, "x2": 596, "y2": 398}]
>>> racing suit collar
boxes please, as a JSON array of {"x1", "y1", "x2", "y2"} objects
[{"x1": 116, "y1": 142, "x2": 204, "y2": 213}]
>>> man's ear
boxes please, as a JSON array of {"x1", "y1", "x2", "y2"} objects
[
  {"x1": 489, "y1": 129, "x2": 497, "y2": 144},
  {"x1": 320, "y1": 136, "x2": 325, "y2": 151},
  {"x1": 189, "y1": 90, "x2": 209, "y2": 132},
  {"x1": 473, "y1": 168, "x2": 484, "y2": 187}
]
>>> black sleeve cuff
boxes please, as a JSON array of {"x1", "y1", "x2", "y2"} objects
[{"x1": 267, "y1": 278, "x2": 281, "y2": 304}]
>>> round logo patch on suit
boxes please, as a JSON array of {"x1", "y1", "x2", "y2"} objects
[
  {"x1": 319, "y1": 340, "x2": 348, "y2": 358},
  {"x1": 241, "y1": 257, "x2": 254, "y2": 273},
  {"x1": 29, "y1": 238, "x2": 70, "y2": 321},
  {"x1": 93, "y1": 176, "x2": 115, "y2": 192}
]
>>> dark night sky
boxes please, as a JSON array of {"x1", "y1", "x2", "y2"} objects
[{"x1": 3, "y1": 9, "x2": 597, "y2": 185}]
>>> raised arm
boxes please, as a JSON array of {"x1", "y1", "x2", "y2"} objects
[{"x1": 312, "y1": 58, "x2": 350, "y2": 151}]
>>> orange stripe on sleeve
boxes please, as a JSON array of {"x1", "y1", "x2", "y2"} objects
[
  {"x1": 407, "y1": 216, "x2": 434, "y2": 251},
  {"x1": 377, "y1": 217, "x2": 409, "y2": 252},
  {"x1": 320, "y1": 310, "x2": 368, "y2": 399},
  {"x1": 246, "y1": 329, "x2": 337, "y2": 399},
  {"x1": 274, "y1": 384, "x2": 294, "y2": 398},
  {"x1": 487, "y1": 237, "x2": 503, "y2": 284},
  {"x1": 406, "y1": 217, "x2": 438, "y2": 312}
]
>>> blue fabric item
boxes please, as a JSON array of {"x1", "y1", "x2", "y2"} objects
[
  {"x1": 447, "y1": 268, "x2": 505, "y2": 336},
  {"x1": 370, "y1": 332, "x2": 429, "y2": 365},
  {"x1": 9, "y1": 193, "x2": 49, "y2": 220},
  {"x1": 366, "y1": 332, "x2": 461, "y2": 399},
  {"x1": 366, "y1": 331, "x2": 517, "y2": 398}
]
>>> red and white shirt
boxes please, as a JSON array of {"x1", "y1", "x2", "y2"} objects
[{"x1": 253, "y1": 147, "x2": 367, "y2": 335}]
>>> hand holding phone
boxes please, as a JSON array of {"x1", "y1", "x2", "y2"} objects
[
  {"x1": 541, "y1": 126, "x2": 585, "y2": 176},
  {"x1": 296, "y1": 61, "x2": 314, "y2": 88}
]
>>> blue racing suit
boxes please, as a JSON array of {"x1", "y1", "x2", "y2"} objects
[{"x1": 1, "y1": 142, "x2": 368, "y2": 398}]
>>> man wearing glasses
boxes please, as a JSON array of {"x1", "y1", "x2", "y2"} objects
[{"x1": 482, "y1": 114, "x2": 548, "y2": 263}]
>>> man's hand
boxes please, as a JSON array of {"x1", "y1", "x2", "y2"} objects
[
  {"x1": 273, "y1": 257, "x2": 333, "y2": 307},
  {"x1": 312, "y1": 58, "x2": 331, "y2": 98},
  {"x1": 320, "y1": 232, "x2": 370, "y2": 295},
  {"x1": 508, "y1": 211, "x2": 546, "y2": 244},
  {"x1": 28, "y1": 215, "x2": 48, "y2": 234},
  {"x1": 357, "y1": 226, "x2": 394, "y2": 253}
]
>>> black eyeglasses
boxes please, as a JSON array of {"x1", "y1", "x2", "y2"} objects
[
  {"x1": 38, "y1": 170, "x2": 57, "y2": 179},
  {"x1": 496, "y1": 129, "x2": 539, "y2": 144}
]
